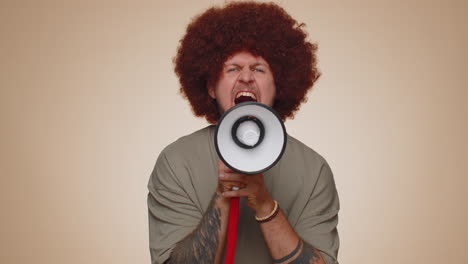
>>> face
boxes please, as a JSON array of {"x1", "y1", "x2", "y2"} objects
[{"x1": 208, "y1": 51, "x2": 276, "y2": 115}]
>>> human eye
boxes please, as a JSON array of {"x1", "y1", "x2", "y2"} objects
[
  {"x1": 226, "y1": 67, "x2": 238, "y2": 72},
  {"x1": 254, "y1": 67, "x2": 265, "y2": 73}
]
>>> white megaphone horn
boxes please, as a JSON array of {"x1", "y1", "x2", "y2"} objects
[{"x1": 214, "y1": 102, "x2": 287, "y2": 174}]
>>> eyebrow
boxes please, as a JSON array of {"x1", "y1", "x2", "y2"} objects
[{"x1": 224, "y1": 62, "x2": 269, "y2": 67}]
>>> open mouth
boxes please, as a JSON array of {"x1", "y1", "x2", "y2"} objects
[{"x1": 234, "y1": 91, "x2": 257, "y2": 105}]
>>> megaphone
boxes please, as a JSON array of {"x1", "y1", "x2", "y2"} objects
[{"x1": 214, "y1": 102, "x2": 287, "y2": 174}]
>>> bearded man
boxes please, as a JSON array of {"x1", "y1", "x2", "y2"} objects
[{"x1": 147, "y1": 2, "x2": 340, "y2": 264}]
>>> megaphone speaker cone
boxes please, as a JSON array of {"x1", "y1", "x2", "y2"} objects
[
  {"x1": 231, "y1": 115, "x2": 265, "y2": 149},
  {"x1": 214, "y1": 102, "x2": 287, "y2": 175}
]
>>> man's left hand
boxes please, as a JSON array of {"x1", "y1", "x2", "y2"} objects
[{"x1": 217, "y1": 160, "x2": 275, "y2": 217}]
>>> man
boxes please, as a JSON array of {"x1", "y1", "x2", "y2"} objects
[{"x1": 148, "y1": 2, "x2": 339, "y2": 264}]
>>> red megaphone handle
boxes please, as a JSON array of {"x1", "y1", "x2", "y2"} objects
[{"x1": 224, "y1": 197, "x2": 240, "y2": 264}]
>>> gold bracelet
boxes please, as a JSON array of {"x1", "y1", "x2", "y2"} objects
[{"x1": 255, "y1": 200, "x2": 279, "y2": 222}]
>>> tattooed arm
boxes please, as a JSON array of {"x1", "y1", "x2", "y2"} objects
[
  {"x1": 257, "y1": 207, "x2": 325, "y2": 264},
  {"x1": 220, "y1": 159, "x2": 336, "y2": 264},
  {"x1": 165, "y1": 189, "x2": 231, "y2": 264}
]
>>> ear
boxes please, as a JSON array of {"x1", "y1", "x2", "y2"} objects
[{"x1": 208, "y1": 85, "x2": 216, "y2": 99}]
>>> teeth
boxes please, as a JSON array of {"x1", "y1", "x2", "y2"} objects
[{"x1": 236, "y1": 91, "x2": 257, "y2": 100}]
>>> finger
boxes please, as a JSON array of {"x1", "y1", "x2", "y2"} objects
[
  {"x1": 220, "y1": 181, "x2": 245, "y2": 191},
  {"x1": 222, "y1": 188, "x2": 250, "y2": 198},
  {"x1": 219, "y1": 172, "x2": 249, "y2": 183},
  {"x1": 220, "y1": 181, "x2": 247, "y2": 191}
]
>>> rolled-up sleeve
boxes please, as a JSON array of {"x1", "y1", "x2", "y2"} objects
[
  {"x1": 147, "y1": 151, "x2": 202, "y2": 264},
  {"x1": 294, "y1": 161, "x2": 340, "y2": 264}
]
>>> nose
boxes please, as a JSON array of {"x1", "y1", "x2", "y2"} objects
[{"x1": 238, "y1": 68, "x2": 254, "y2": 84}]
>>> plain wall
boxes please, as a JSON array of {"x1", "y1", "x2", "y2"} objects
[{"x1": 1, "y1": 0, "x2": 467, "y2": 263}]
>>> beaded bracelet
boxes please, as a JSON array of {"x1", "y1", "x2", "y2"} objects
[{"x1": 255, "y1": 200, "x2": 279, "y2": 223}]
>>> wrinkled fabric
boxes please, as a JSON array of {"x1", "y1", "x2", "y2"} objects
[{"x1": 147, "y1": 126, "x2": 340, "y2": 264}]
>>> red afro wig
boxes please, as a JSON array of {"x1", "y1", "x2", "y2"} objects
[{"x1": 174, "y1": 1, "x2": 320, "y2": 124}]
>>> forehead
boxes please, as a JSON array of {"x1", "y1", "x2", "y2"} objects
[{"x1": 224, "y1": 51, "x2": 270, "y2": 66}]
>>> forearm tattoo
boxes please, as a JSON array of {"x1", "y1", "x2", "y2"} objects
[
  {"x1": 289, "y1": 240, "x2": 322, "y2": 264},
  {"x1": 165, "y1": 194, "x2": 222, "y2": 264},
  {"x1": 273, "y1": 240, "x2": 303, "y2": 263}
]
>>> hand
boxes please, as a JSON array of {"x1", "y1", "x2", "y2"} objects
[{"x1": 216, "y1": 160, "x2": 275, "y2": 217}]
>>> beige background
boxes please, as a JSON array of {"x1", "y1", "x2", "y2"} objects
[{"x1": 1, "y1": 0, "x2": 467, "y2": 263}]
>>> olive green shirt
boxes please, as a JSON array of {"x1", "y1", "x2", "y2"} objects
[{"x1": 147, "y1": 125, "x2": 340, "y2": 263}]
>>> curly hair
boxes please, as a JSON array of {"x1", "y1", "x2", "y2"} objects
[{"x1": 174, "y1": 1, "x2": 320, "y2": 124}]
